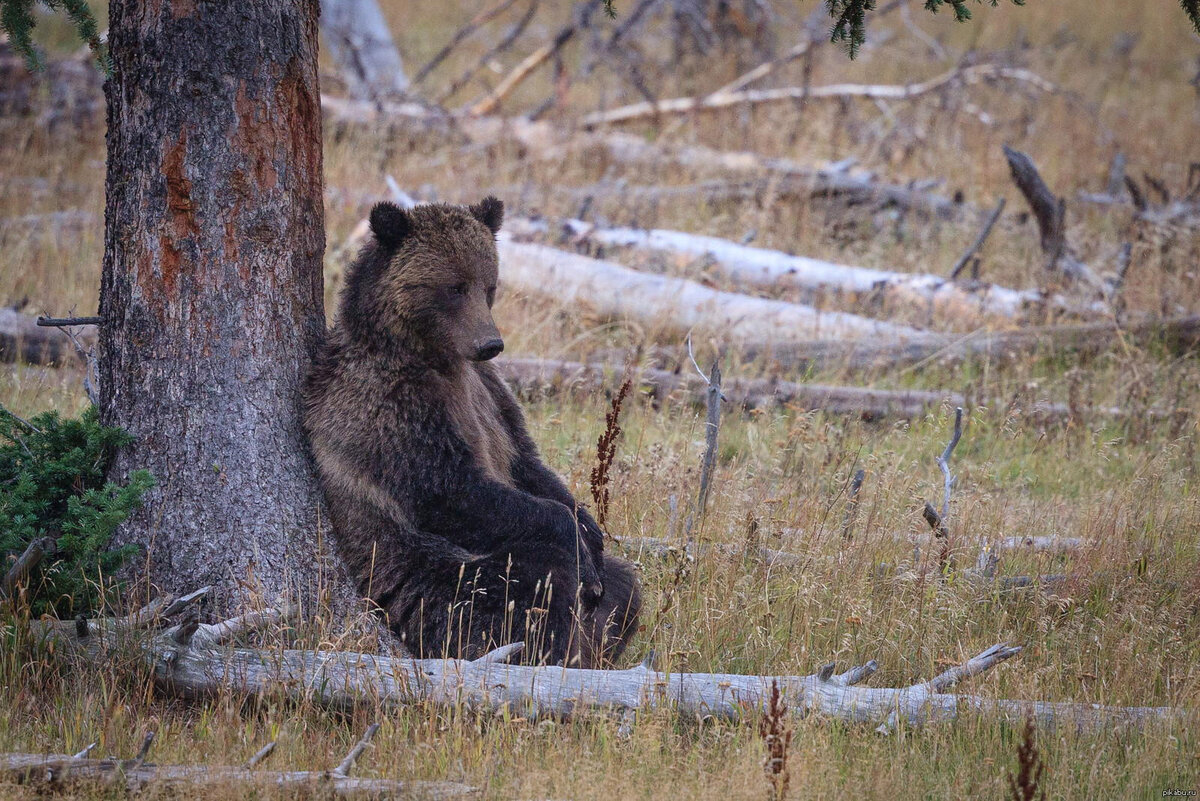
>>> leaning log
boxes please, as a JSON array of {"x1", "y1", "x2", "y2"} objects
[
  {"x1": 496, "y1": 236, "x2": 925, "y2": 343},
  {"x1": 32, "y1": 596, "x2": 1187, "y2": 732}
]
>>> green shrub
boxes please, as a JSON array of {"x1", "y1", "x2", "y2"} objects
[{"x1": 0, "y1": 405, "x2": 153, "y2": 616}]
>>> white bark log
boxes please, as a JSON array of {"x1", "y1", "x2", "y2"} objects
[
  {"x1": 36, "y1": 605, "x2": 1184, "y2": 733},
  {"x1": 495, "y1": 236, "x2": 925, "y2": 343},
  {"x1": 321, "y1": 0, "x2": 409, "y2": 101},
  {"x1": 581, "y1": 65, "x2": 1055, "y2": 127},
  {"x1": 509, "y1": 218, "x2": 1105, "y2": 322}
]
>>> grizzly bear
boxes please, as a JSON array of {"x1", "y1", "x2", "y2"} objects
[{"x1": 303, "y1": 197, "x2": 640, "y2": 666}]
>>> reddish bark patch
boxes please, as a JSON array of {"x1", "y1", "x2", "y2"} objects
[
  {"x1": 169, "y1": 0, "x2": 196, "y2": 19},
  {"x1": 162, "y1": 130, "x2": 197, "y2": 236},
  {"x1": 277, "y1": 58, "x2": 321, "y2": 188},
  {"x1": 159, "y1": 236, "x2": 181, "y2": 300},
  {"x1": 234, "y1": 82, "x2": 279, "y2": 192},
  {"x1": 159, "y1": 130, "x2": 196, "y2": 303}
]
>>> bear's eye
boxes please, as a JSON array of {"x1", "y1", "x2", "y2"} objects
[
  {"x1": 486, "y1": 286, "x2": 496, "y2": 306},
  {"x1": 453, "y1": 283, "x2": 469, "y2": 296}
]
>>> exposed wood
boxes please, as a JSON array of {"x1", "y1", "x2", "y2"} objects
[
  {"x1": 498, "y1": 357, "x2": 1123, "y2": 424},
  {"x1": 438, "y1": 0, "x2": 540, "y2": 104},
  {"x1": 31, "y1": 596, "x2": 1185, "y2": 732},
  {"x1": 684, "y1": 360, "x2": 722, "y2": 538},
  {"x1": 320, "y1": 0, "x2": 409, "y2": 102},
  {"x1": 738, "y1": 315, "x2": 1200, "y2": 372},
  {"x1": 0, "y1": 752, "x2": 476, "y2": 799},
  {"x1": 496, "y1": 236, "x2": 925, "y2": 343},
  {"x1": 1003, "y1": 145, "x2": 1105, "y2": 289},
  {"x1": 501, "y1": 356, "x2": 953, "y2": 418},
  {"x1": 507, "y1": 216, "x2": 1103, "y2": 323},
  {"x1": 1, "y1": 536, "x2": 56, "y2": 600},
  {"x1": 581, "y1": 64, "x2": 1055, "y2": 127},
  {"x1": 412, "y1": 0, "x2": 520, "y2": 85},
  {"x1": 949, "y1": 198, "x2": 1005, "y2": 280},
  {"x1": 467, "y1": 10, "x2": 581, "y2": 116}
]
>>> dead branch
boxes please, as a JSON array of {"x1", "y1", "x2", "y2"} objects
[
  {"x1": 320, "y1": 0, "x2": 409, "y2": 102},
  {"x1": 467, "y1": 9, "x2": 581, "y2": 116},
  {"x1": 412, "y1": 0, "x2": 521, "y2": 85},
  {"x1": 438, "y1": 0, "x2": 540, "y2": 103},
  {"x1": 2, "y1": 536, "x2": 57, "y2": 600},
  {"x1": 0, "y1": 307, "x2": 93, "y2": 366},
  {"x1": 581, "y1": 64, "x2": 1055, "y2": 127},
  {"x1": 28, "y1": 597, "x2": 1186, "y2": 732},
  {"x1": 684, "y1": 360, "x2": 722, "y2": 538},
  {"x1": 949, "y1": 197, "x2": 1005, "y2": 280},
  {"x1": 1003, "y1": 145, "x2": 1104, "y2": 290}
]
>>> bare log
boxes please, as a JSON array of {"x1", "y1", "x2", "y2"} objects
[
  {"x1": 0, "y1": 751, "x2": 476, "y2": 798},
  {"x1": 497, "y1": 356, "x2": 1124, "y2": 424},
  {"x1": 30, "y1": 602, "x2": 1186, "y2": 732},
  {"x1": 739, "y1": 315, "x2": 1200, "y2": 372},
  {"x1": 509, "y1": 217, "x2": 1103, "y2": 323},
  {"x1": 500, "y1": 356, "x2": 956, "y2": 418},
  {"x1": 496, "y1": 236, "x2": 925, "y2": 343},
  {"x1": 581, "y1": 64, "x2": 1055, "y2": 127}
]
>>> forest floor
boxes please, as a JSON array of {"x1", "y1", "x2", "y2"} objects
[{"x1": 2, "y1": 0, "x2": 1200, "y2": 798}]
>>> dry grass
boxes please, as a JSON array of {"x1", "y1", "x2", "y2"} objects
[{"x1": 3, "y1": 0, "x2": 1200, "y2": 798}]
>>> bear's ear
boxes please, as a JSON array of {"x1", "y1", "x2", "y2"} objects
[
  {"x1": 469, "y1": 196, "x2": 504, "y2": 234},
  {"x1": 370, "y1": 202, "x2": 412, "y2": 250}
]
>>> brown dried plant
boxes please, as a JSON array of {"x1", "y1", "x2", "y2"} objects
[
  {"x1": 1007, "y1": 714, "x2": 1047, "y2": 801},
  {"x1": 758, "y1": 680, "x2": 793, "y2": 801},
  {"x1": 589, "y1": 377, "x2": 632, "y2": 527}
]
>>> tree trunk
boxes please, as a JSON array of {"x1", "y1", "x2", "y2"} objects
[
  {"x1": 320, "y1": 0, "x2": 409, "y2": 102},
  {"x1": 100, "y1": 0, "x2": 341, "y2": 613}
]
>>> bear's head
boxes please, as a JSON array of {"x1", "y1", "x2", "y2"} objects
[{"x1": 342, "y1": 197, "x2": 506, "y2": 367}]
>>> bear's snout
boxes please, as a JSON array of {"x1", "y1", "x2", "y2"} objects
[{"x1": 472, "y1": 337, "x2": 504, "y2": 361}]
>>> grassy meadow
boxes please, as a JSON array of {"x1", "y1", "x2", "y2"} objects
[{"x1": 2, "y1": 0, "x2": 1200, "y2": 798}]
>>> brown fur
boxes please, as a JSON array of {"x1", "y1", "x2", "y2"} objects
[{"x1": 303, "y1": 198, "x2": 640, "y2": 665}]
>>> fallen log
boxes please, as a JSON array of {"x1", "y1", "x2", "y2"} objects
[
  {"x1": 508, "y1": 217, "x2": 1104, "y2": 323},
  {"x1": 31, "y1": 593, "x2": 1187, "y2": 732},
  {"x1": 581, "y1": 64, "x2": 1055, "y2": 127},
  {"x1": 739, "y1": 315, "x2": 1200, "y2": 372},
  {"x1": 495, "y1": 236, "x2": 925, "y2": 343},
  {"x1": 496, "y1": 356, "x2": 1118, "y2": 424},
  {"x1": 314, "y1": 103, "x2": 970, "y2": 220},
  {"x1": 0, "y1": 749, "x2": 476, "y2": 799}
]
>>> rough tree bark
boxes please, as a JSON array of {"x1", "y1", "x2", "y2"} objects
[{"x1": 100, "y1": 0, "x2": 345, "y2": 613}]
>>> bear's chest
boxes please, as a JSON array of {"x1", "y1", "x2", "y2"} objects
[{"x1": 442, "y1": 368, "x2": 517, "y2": 486}]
